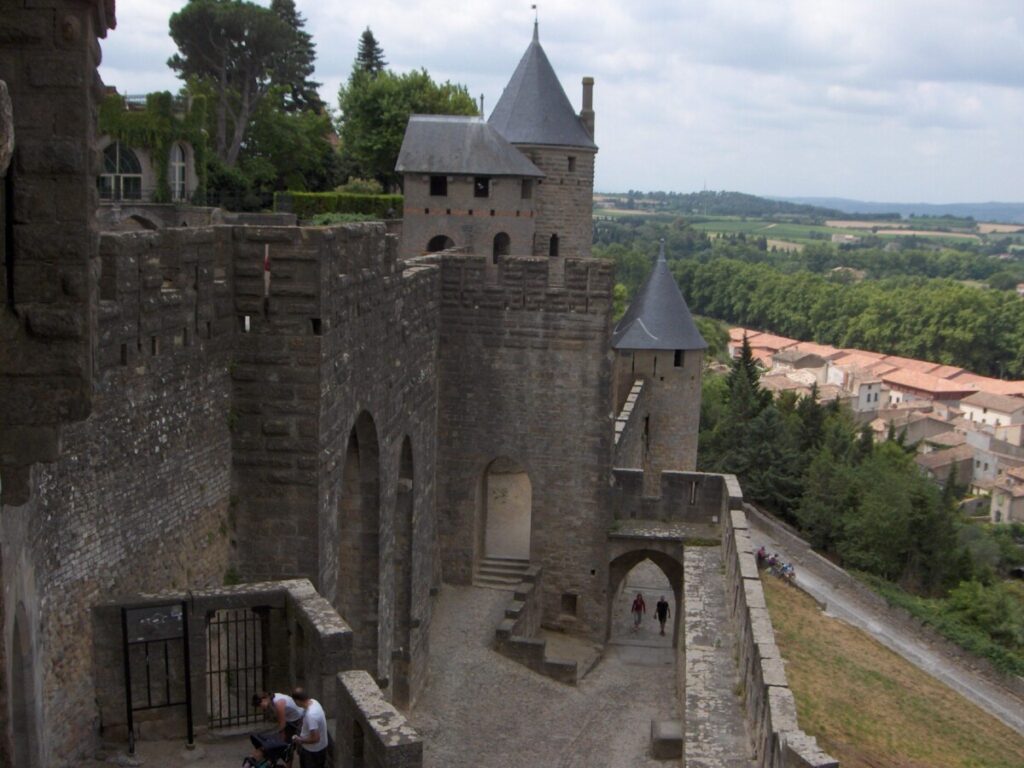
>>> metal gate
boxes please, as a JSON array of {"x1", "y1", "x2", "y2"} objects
[
  {"x1": 121, "y1": 602, "x2": 193, "y2": 754},
  {"x1": 206, "y1": 607, "x2": 268, "y2": 729}
]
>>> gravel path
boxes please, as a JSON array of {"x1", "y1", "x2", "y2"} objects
[
  {"x1": 410, "y1": 582, "x2": 681, "y2": 768},
  {"x1": 750, "y1": 521, "x2": 1024, "y2": 736}
]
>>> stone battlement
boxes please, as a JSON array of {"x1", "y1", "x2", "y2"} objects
[{"x1": 439, "y1": 252, "x2": 613, "y2": 314}]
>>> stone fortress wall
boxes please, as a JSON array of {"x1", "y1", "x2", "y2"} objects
[{"x1": 436, "y1": 253, "x2": 615, "y2": 638}]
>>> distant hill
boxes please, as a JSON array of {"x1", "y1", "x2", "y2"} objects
[
  {"x1": 597, "y1": 190, "x2": 844, "y2": 218},
  {"x1": 778, "y1": 197, "x2": 1024, "y2": 224}
]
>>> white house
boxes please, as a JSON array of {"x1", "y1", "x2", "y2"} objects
[{"x1": 960, "y1": 391, "x2": 1024, "y2": 429}]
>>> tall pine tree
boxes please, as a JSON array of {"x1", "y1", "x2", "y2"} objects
[
  {"x1": 270, "y1": 0, "x2": 323, "y2": 111},
  {"x1": 355, "y1": 27, "x2": 387, "y2": 75}
]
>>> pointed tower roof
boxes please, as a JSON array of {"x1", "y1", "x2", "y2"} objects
[
  {"x1": 488, "y1": 23, "x2": 597, "y2": 149},
  {"x1": 611, "y1": 242, "x2": 708, "y2": 351}
]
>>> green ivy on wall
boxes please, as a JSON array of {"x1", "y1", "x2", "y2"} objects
[{"x1": 98, "y1": 91, "x2": 208, "y2": 204}]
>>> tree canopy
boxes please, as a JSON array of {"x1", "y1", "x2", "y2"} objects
[
  {"x1": 168, "y1": 0, "x2": 299, "y2": 166},
  {"x1": 337, "y1": 67, "x2": 477, "y2": 191}
]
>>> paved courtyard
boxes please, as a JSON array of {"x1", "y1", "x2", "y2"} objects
[{"x1": 409, "y1": 574, "x2": 681, "y2": 768}]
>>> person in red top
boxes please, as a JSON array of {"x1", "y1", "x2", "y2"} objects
[{"x1": 631, "y1": 592, "x2": 646, "y2": 631}]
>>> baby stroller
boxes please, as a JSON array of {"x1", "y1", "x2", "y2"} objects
[{"x1": 243, "y1": 731, "x2": 295, "y2": 768}]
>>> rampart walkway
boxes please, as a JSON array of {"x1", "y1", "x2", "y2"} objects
[{"x1": 749, "y1": 509, "x2": 1024, "y2": 737}]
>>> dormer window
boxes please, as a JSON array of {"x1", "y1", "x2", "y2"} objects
[
  {"x1": 474, "y1": 176, "x2": 490, "y2": 198},
  {"x1": 430, "y1": 176, "x2": 448, "y2": 196}
]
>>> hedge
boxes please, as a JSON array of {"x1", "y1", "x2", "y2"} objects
[{"x1": 275, "y1": 191, "x2": 403, "y2": 220}]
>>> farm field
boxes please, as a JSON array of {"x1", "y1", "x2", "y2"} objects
[{"x1": 594, "y1": 210, "x2": 1021, "y2": 249}]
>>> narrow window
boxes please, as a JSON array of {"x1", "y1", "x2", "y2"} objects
[
  {"x1": 549, "y1": 234, "x2": 559, "y2": 257},
  {"x1": 311, "y1": 318, "x2": 322, "y2": 335},
  {"x1": 492, "y1": 232, "x2": 510, "y2": 263},
  {"x1": 151, "y1": 336, "x2": 159, "y2": 355},
  {"x1": 429, "y1": 175, "x2": 447, "y2": 196},
  {"x1": 653, "y1": 355, "x2": 658, "y2": 376},
  {"x1": 206, "y1": 320, "x2": 212, "y2": 338},
  {"x1": 673, "y1": 350, "x2": 683, "y2": 368},
  {"x1": 120, "y1": 344, "x2": 128, "y2": 366},
  {"x1": 473, "y1": 176, "x2": 490, "y2": 198},
  {"x1": 568, "y1": 156, "x2": 577, "y2": 172},
  {"x1": 241, "y1": 315, "x2": 251, "y2": 333},
  {"x1": 521, "y1": 179, "x2": 533, "y2": 199},
  {"x1": 169, "y1": 143, "x2": 187, "y2": 201}
]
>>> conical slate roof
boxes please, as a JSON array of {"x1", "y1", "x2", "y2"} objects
[
  {"x1": 611, "y1": 242, "x2": 708, "y2": 351},
  {"x1": 488, "y1": 23, "x2": 597, "y2": 150}
]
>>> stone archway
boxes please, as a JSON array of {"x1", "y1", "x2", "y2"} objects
[
  {"x1": 481, "y1": 458, "x2": 532, "y2": 561},
  {"x1": 391, "y1": 437, "x2": 414, "y2": 707},
  {"x1": 607, "y1": 549, "x2": 682, "y2": 646},
  {"x1": 338, "y1": 412, "x2": 381, "y2": 675},
  {"x1": 426, "y1": 234, "x2": 454, "y2": 253}
]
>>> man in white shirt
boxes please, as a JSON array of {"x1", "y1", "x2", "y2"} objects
[{"x1": 291, "y1": 689, "x2": 329, "y2": 768}]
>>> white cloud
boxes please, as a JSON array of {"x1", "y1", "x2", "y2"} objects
[{"x1": 97, "y1": 0, "x2": 1024, "y2": 201}]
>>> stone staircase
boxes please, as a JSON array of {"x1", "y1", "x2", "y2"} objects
[{"x1": 475, "y1": 556, "x2": 531, "y2": 589}]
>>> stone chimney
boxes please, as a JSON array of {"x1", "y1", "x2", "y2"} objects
[{"x1": 580, "y1": 77, "x2": 595, "y2": 139}]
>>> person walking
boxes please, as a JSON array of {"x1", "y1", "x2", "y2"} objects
[
  {"x1": 631, "y1": 592, "x2": 646, "y2": 631},
  {"x1": 291, "y1": 689, "x2": 329, "y2": 768},
  {"x1": 655, "y1": 596, "x2": 670, "y2": 636}
]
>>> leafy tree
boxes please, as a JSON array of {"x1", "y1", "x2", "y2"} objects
[
  {"x1": 337, "y1": 67, "x2": 477, "y2": 191},
  {"x1": 355, "y1": 27, "x2": 387, "y2": 75},
  {"x1": 270, "y1": 0, "x2": 323, "y2": 112},
  {"x1": 612, "y1": 283, "x2": 628, "y2": 321},
  {"x1": 240, "y1": 96, "x2": 341, "y2": 192},
  {"x1": 169, "y1": 0, "x2": 297, "y2": 166}
]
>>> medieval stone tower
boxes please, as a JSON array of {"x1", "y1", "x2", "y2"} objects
[
  {"x1": 611, "y1": 242, "x2": 707, "y2": 494},
  {"x1": 488, "y1": 22, "x2": 597, "y2": 260}
]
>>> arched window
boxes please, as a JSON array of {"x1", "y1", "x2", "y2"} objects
[
  {"x1": 169, "y1": 143, "x2": 187, "y2": 202},
  {"x1": 426, "y1": 234, "x2": 455, "y2": 253},
  {"x1": 549, "y1": 233, "x2": 559, "y2": 257},
  {"x1": 492, "y1": 232, "x2": 510, "y2": 263},
  {"x1": 98, "y1": 142, "x2": 142, "y2": 201}
]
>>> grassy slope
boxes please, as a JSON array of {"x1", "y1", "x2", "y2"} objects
[{"x1": 762, "y1": 576, "x2": 1024, "y2": 768}]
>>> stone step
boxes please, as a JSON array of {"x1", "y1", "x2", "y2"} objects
[
  {"x1": 479, "y1": 555, "x2": 530, "y2": 567},
  {"x1": 478, "y1": 560, "x2": 531, "y2": 575},
  {"x1": 473, "y1": 573, "x2": 522, "y2": 590}
]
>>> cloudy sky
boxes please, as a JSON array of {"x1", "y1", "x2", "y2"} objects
[{"x1": 98, "y1": 1, "x2": 1024, "y2": 202}]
